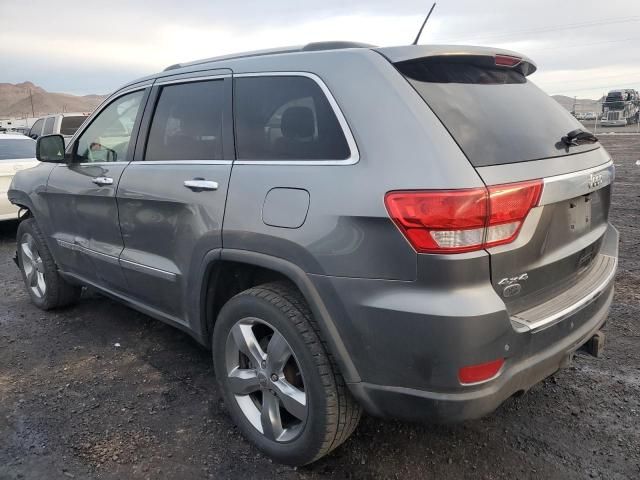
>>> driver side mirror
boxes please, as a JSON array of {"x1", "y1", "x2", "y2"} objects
[{"x1": 36, "y1": 134, "x2": 66, "y2": 163}]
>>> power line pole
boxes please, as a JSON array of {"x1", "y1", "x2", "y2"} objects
[{"x1": 29, "y1": 89, "x2": 35, "y2": 117}]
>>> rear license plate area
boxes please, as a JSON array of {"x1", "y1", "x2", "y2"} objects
[{"x1": 568, "y1": 194, "x2": 592, "y2": 234}]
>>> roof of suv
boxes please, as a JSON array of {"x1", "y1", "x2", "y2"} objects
[{"x1": 116, "y1": 41, "x2": 536, "y2": 93}]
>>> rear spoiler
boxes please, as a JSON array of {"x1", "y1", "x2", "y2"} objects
[{"x1": 375, "y1": 44, "x2": 537, "y2": 76}]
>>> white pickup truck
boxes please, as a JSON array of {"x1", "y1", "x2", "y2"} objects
[{"x1": 27, "y1": 113, "x2": 89, "y2": 142}]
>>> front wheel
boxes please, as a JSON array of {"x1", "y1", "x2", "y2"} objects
[
  {"x1": 212, "y1": 282, "x2": 361, "y2": 465},
  {"x1": 17, "y1": 218, "x2": 81, "y2": 310}
]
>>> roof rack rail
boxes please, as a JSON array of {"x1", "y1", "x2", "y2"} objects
[
  {"x1": 302, "y1": 41, "x2": 376, "y2": 51},
  {"x1": 163, "y1": 41, "x2": 375, "y2": 72}
]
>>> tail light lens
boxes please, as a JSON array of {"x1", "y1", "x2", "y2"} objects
[
  {"x1": 495, "y1": 54, "x2": 522, "y2": 67},
  {"x1": 385, "y1": 180, "x2": 542, "y2": 254}
]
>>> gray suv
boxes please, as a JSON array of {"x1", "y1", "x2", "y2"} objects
[{"x1": 9, "y1": 42, "x2": 618, "y2": 465}]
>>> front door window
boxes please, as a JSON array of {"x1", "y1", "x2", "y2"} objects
[{"x1": 75, "y1": 90, "x2": 144, "y2": 163}]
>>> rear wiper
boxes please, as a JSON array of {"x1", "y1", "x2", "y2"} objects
[{"x1": 561, "y1": 128, "x2": 598, "y2": 147}]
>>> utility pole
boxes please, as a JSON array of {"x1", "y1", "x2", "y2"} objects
[{"x1": 29, "y1": 89, "x2": 35, "y2": 117}]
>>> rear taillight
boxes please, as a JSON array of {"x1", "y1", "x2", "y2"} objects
[{"x1": 384, "y1": 180, "x2": 542, "y2": 254}]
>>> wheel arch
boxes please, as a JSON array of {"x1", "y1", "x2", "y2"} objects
[
  {"x1": 7, "y1": 189, "x2": 34, "y2": 216},
  {"x1": 193, "y1": 249, "x2": 361, "y2": 383}
]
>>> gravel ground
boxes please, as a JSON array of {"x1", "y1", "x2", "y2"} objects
[{"x1": 0, "y1": 136, "x2": 638, "y2": 480}]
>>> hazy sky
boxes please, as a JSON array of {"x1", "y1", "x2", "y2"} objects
[{"x1": 2, "y1": 0, "x2": 639, "y2": 98}]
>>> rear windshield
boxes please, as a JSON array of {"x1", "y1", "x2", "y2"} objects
[
  {"x1": 0, "y1": 138, "x2": 36, "y2": 160},
  {"x1": 60, "y1": 116, "x2": 87, "y2": 136},
  {"x1": 396, "y1": 56, "x2": 599, "y2": 167}
]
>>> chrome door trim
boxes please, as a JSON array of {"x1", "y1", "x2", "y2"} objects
[
  {"x1": 155, "y1": 74, "x2": 230, "y2": 86},
  {"x1": 540, "y1": 161, "x2": 614, "y2": 206},
  {"x1": 120, "y1": 258, "x2": 177, "y2": 282},
  {"x1": 130, "y1": 160, "x2": 233, "y2": 165},
  {"x1": 80, "y1": 246, "x2": 121, "y2": 266},
  {"x1": 233, "y1": 71, "x2": 360, "y2": 166},
  {"x1": 72, "y1": 161, "x2": 130, "y2": 167},
  {"x1": 56, "y1": 239, "x2": 120, "y2": 266},
  {"x1": 56, "y1": 239, "x2": 81, "y2": 251}
]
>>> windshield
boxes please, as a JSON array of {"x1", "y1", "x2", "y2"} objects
[
  {"x1": 396, "y1": 56, "x2": 599, "y2": 167},
  {"x1": 0, "y1": 138, "x2": 36, "y2": 160},
  {"x1": 60, "y1": 116, "x2": 87, "y2": 136}
]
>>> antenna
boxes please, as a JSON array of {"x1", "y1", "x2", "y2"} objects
[{"x1": 412, "y1": 3, "x2": 437, "y2": 45}]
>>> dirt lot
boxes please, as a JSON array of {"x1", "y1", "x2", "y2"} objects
[{"x1": 1, "y1": 136, "x2": 639, "y2": 480}]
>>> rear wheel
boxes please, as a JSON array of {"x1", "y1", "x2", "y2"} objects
[
  {"x1": 212, "y1": 282, "x2": 361, "y2": 465},
  {"x1": 17, "y1": 218, "x2": 81, "y2": 310}
]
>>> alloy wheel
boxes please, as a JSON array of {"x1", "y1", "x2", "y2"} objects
[
  {"x1": 224, "y1": 317, "x2": 307, "y2": 442},
  {"x1": 20, "y1": 233, "x2": 46, "y2": 299}
]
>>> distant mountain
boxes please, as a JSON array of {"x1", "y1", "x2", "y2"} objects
[
  {"x1": 0, "y1": 82, "x2": 107, "y2": 118},
  {"x1": 552, "y1": 94, "x2": 603, "y2": 113},
  {"x1": 0, "y1": 82, "x2": 609, "y2": 119}
]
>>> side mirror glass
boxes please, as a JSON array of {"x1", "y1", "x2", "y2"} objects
[{"x1": 36, "y1": 134, "x2": 66, "y2": 163}]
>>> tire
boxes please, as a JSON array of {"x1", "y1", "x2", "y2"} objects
[
  {"x1": 212, "y1": 281, "x2": 361, "y2": 465},
  {"x1": 16, "y1": 218, "x2": 81, "y2": 310}
]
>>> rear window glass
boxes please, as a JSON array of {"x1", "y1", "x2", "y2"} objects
[
  {"x1": 60, "y1": 116, "x2": 87, "y2": 136},
  {"x1": 234, "y1": 76, "x2": 350, "y2": 161},
  {"x1": 0, "y1": 138, "x2": 36, "y2": 160},
  {"x1": 398, "y1": 59, "x2": 526, "y2": 84},
  {"x1": 396, "y1": 57, "x2": 599, "y2": 167}
]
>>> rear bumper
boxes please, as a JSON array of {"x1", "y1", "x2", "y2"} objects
[
  {"x1": 310, "y1": 224, "x2": 618, "y2": 423},
  {"x1": 349, "y1": 284, "x2": 612, "y2": 422}
]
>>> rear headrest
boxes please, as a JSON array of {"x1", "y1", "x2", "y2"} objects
[{"x1": 281, "y1": 106, "x2": 315, "y2": 140}]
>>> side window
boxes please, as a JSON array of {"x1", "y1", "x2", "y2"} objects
[
  {"x1": 234, "y1": 76, "x2": 351, "y2": 161},
  {"x1": 145, "y1": 80, "x2": 225, "y2": 161},
  {"x1": 75, "y1": 91, "x2": 144, "y2": 163},
  {"x1": 29, "y1": 119, "x2": 44, "y2": 138},
  {"x1": 43, "y1": 117, "x2": 55, "y2": 135},
  {"x1": 60, "y1": 116, "x2": 87, "y2": 136}
]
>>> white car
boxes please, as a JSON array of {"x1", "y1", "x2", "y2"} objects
[{"x1": 0, "y1": 134, "x2": 38, "y2": 220}]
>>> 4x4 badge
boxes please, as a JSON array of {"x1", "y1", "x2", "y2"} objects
[{"x1": 498, "y1": 273, "x2": 528, "y2": 297}]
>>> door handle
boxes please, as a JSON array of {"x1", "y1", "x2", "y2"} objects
[
  {"x1": 92, "y1": 176, "x2": 114, "y2": 186},
  {"x1": 184, "y1": 179, "x2": 219, "y2": 191}
]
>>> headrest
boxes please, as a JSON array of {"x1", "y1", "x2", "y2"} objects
[{"x1": 281, "y1": 106, "x2": 315, "y2": 140}]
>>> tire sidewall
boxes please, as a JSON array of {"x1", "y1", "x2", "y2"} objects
[{"x1": 212, "y1": 291, "x2": 332, "y2": 465}]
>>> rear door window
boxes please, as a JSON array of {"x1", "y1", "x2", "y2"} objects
[
  {"x1": 396, "y1": 56, "x2": 599, "y2": 167},
  {"x1": 145, "y1": 80, "x2": 225, "y2": 161},
  {"x1": 60, "y1": 116, "x2": 87, "y2": 136},
  {"x1": 43, "y1": 117, "x2": 55, "y2": 135},
  {"x1": 234, "y1": 76, "x2": 350, "y2": 161}
]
